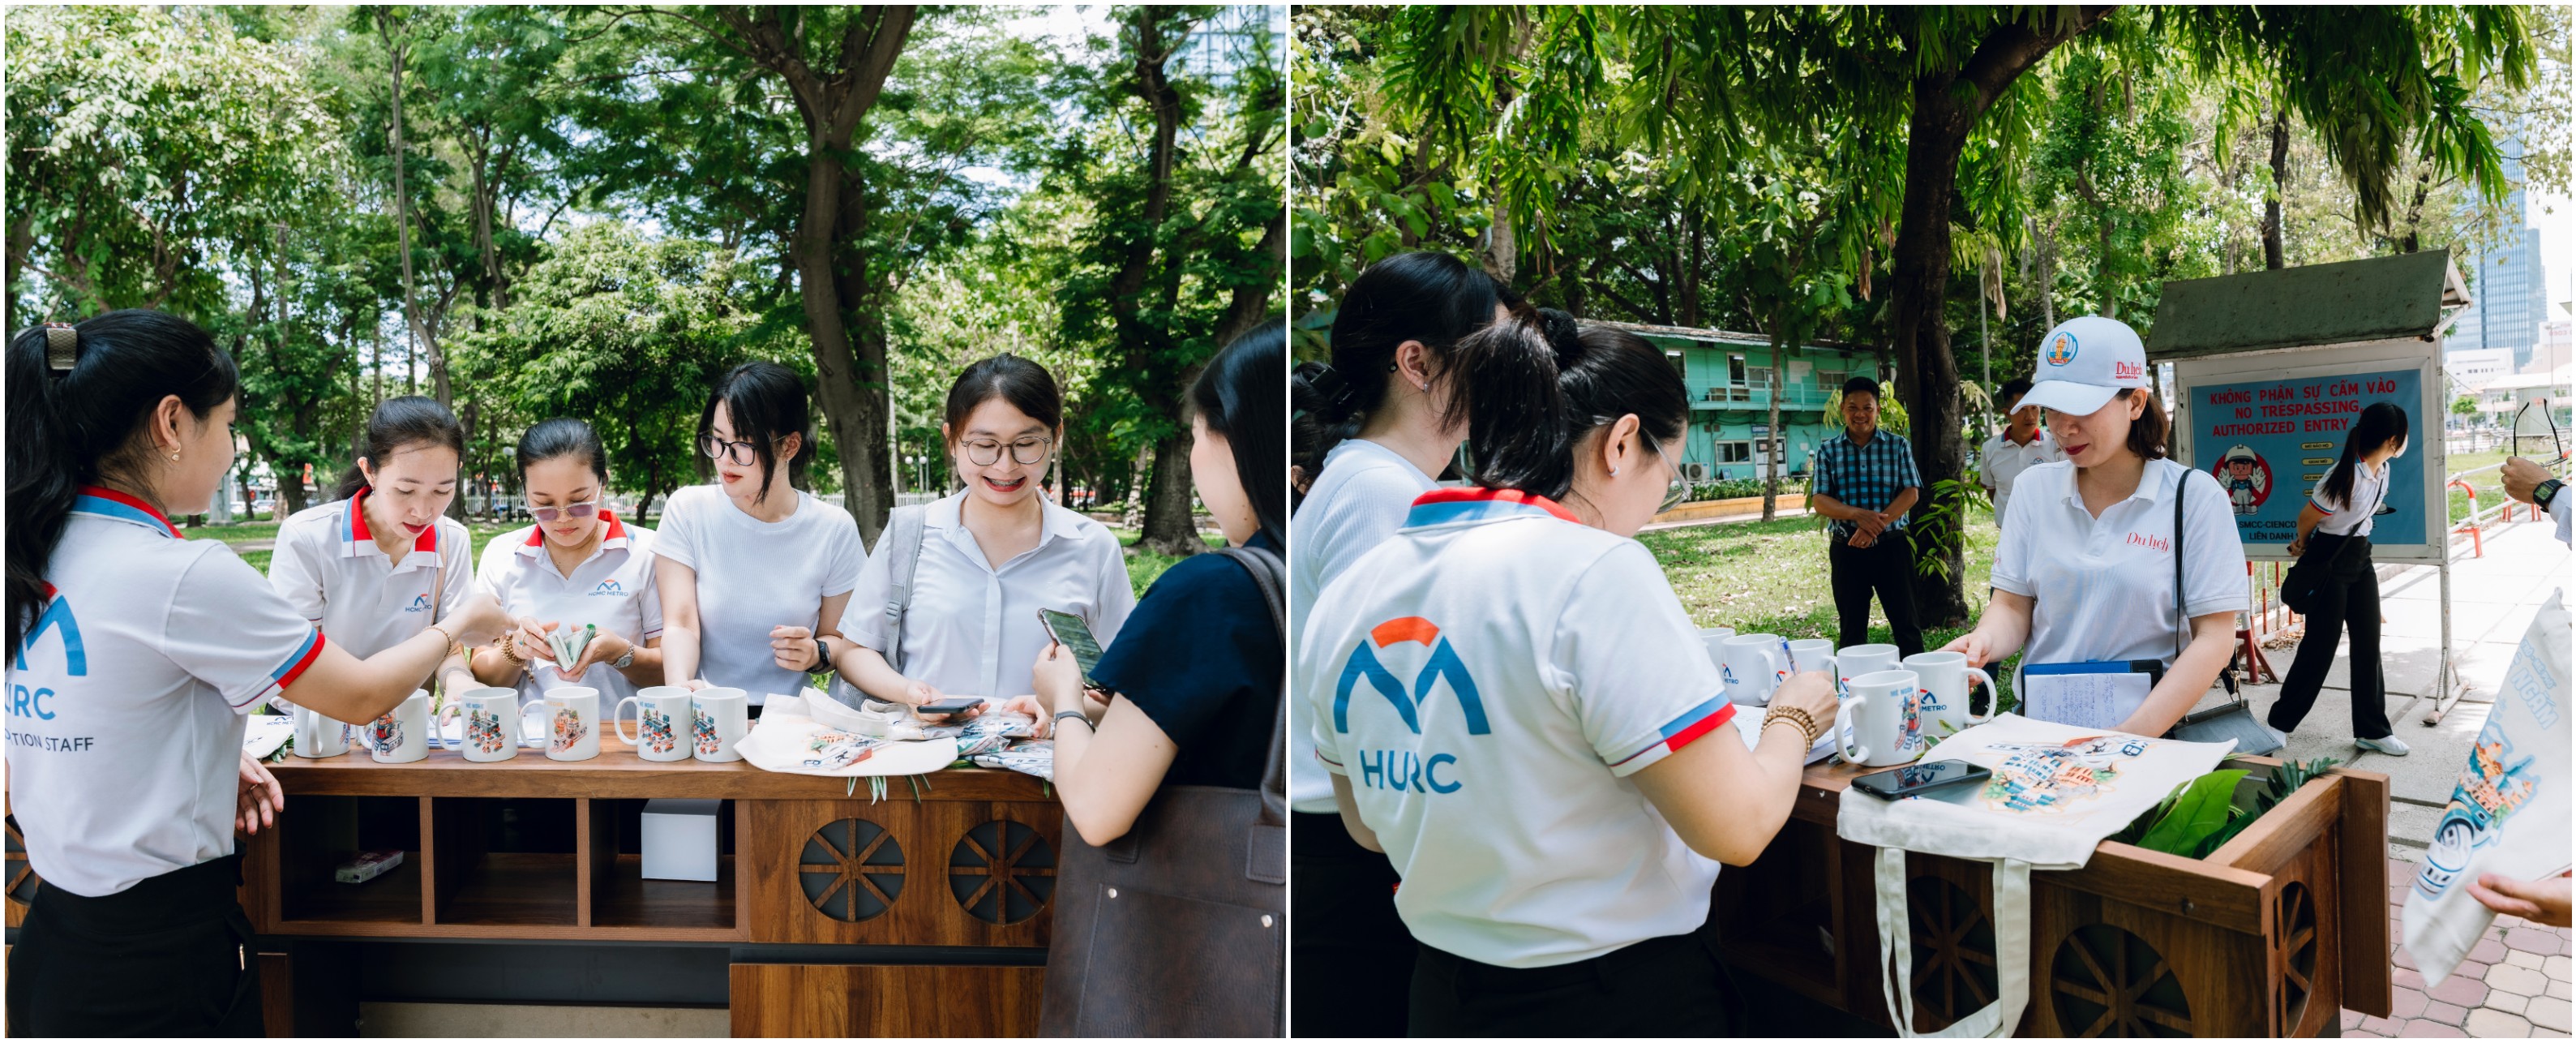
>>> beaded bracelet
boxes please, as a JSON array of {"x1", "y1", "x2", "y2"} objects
[{"x1": 1763, "y1": 706, "x2": 1824, "y2": 749}]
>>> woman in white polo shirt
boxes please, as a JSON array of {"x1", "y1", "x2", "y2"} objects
[
  {"x1": 1944, "y1": 316, "x2": 2249, "y2": 737},
  {"x1": 655, "y1": 362, "x2": 866, "y2": 707},
  {"x1": 2270, "y1": 401, "x2": 2411, "y2": 755},
  {"x1": 1299, "y1": 313, "x2": 1838, "y2": 1036},
  {"x1": 466, "y1": 418, "x2": 664, "y2": 704},
  {"x1": 270, "y1": 396, "x2": 478, "y2": 695},
  {"x1": 5, "y1": 313, "x2": 508, "y2": 1034},
  {"x1": 829, "y1": 355, "x2": 1132, "y2": 710},
  {"x1": 1285, "y1": 251, "x2": 1514, "y2": 1037}
]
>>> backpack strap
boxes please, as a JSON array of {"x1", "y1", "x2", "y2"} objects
[
  {"x1": 881, "y1": 504, "x2": 929, "y2": 674},
  {"x1": 2172, "y1": 461, "x2": 2187, "y2": 664},
  {"x1": 1212, "y1": 543, "x2": 1287, "y2": 885}
]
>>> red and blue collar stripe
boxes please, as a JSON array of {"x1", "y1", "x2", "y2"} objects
[
  {"x1": 345, "y1": 486, "x2": 438, "y2": 552},
  {"x1": 71, "y1": 486, "x2": 183, "y2": 539},
  {"x1": 1404, "y1": 487, "x2": 1581, "y2": 529},
  {"x1": 523, "y1": 509, "x2": 629, "y2": 547}
]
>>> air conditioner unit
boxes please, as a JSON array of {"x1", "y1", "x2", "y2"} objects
[{"x1": 1682, "y1": 462, "x2": 1712, "y2": 482}]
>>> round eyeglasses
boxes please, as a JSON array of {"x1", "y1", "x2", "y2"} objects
[{"x1": 962, "y1": 436, "x2": 1052, "y2": 467}]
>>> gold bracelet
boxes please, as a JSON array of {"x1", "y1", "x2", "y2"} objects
[{"x1": 1764, "y1": 706, "x2": 1823, "y2": 749}]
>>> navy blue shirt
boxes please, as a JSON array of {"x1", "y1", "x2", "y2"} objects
[{"x1": 1091, "y1": 533, "x2": 1281, "y2": 791}]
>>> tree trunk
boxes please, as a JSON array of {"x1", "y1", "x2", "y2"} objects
[
  {"x1": 1112, "y1": 11, "x2": 1203, "y2": 558},
  {"x1": 2263, "y1": 104, "x2": 2289, "y2": 269},
  {"x1": 1890, "y1": 10, "x2": 2107, "y2": 627},
  {"x1": 1141, "y1": 425, "x2": 1202, "y2": 557},
  {"x1": 272, "y1": 453, "x2": 311, "y2": 517}
]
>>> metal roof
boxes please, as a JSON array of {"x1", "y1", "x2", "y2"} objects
[{"x1": 2144, "y1": 250, "x2": 2471, "y2": 361}]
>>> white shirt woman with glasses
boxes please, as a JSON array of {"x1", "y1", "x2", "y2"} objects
[
  {"x1": 830, "y1": 355, "x2": 1135, "y2": 711},
  {"x1": 464, "y1": 418, "x2": 665, "y2": 704},
  {"x1": 655, "y1": 363, "x2": 867, "y2": 706}
]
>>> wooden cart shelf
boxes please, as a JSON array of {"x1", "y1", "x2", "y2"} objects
[{"x1": 1714, "y1": 753, "x2": 2393, "y2": 1037}]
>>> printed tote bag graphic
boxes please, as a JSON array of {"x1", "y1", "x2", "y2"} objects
[
  {"x1": 2402, "y1": 590, "x2": 2571, "y2": 987},
  {"x1": 1839, "y1": 715, "x2": 2236, "y2": 1037}
]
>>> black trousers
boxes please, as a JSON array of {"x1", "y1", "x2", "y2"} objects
[
  {"x1": 6, "y1": 854, "x2": 265, "y2": 1037},
  {"x1": 1408, "y1": 920, "x2": 1745, "y2": 1037},
  {"x1": 1829, "y1": 528, "x2": 1925, "y2": 658},
  {"x1": 2270, "y1": 534, "x2": 2391, "y2": 740},
  {"x1": 1290, "y1": 810, "x2": 1414, "y2": 1037}
]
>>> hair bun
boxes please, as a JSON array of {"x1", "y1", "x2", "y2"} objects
[
  {"x1": 1292, "y1": 360, "x2": 1354, "y2": 413},
  {"x1": 1535, "y1": 307, "x2": 1583, "y2": 367}
]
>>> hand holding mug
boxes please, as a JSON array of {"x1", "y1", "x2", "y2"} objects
[{"x1": 1940, "y1": 631, "x2": 1995, "y2": 671}]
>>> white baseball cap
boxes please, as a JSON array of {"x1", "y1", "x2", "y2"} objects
[{"x1": 2021, "y1": 315, "x2": 2150, "y2": 416}]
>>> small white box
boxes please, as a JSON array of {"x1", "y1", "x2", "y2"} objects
[{"x1": 641, "y1": 798, "x2": 721, "y2": 882}]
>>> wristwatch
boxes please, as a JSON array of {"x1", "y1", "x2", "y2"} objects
[
  {"x1": 611, "y1": 643, "x2": 636, "y2": 670},
  {"x1": 2535, "y1": 478, "x2": 2564, "y2": 510},
  {"x1": 1052, "y1": 710, "x2": 1094, "y2": 733},
  {"x1": 803, "y1": 636, "x2": 833, "y2": 674}
]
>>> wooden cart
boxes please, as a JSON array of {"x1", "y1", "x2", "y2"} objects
[
  {"x1": 1712, "y1": 754, "x2": 2394, "y2": 1037},
  {"x1": 11, "y1": 737, "x2": 1064, "y2": 1037}
]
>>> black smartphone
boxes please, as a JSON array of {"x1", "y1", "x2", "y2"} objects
[
  {"x1": 918, "y1": 695, "x2": 986, "y2": 718},
  {"x1": 1037, "y1": 608, "x2": 1104, "y2": 684},
  {"x1": 1852, "y1": 759, "x2": 1991, "y2": 800}
]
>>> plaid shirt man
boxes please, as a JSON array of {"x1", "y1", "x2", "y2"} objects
[{"x1": 1814, "y1": 428, "x2": 1922, "y2": 538}]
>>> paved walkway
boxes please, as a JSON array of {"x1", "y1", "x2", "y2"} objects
[{"x1": 2344, "y1": 857, "x2": 2574, "y2": 1037}]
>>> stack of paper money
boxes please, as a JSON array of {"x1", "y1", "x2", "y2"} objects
[{"x1": 548, "y1": 624, "x2": 596, "y2": 669}]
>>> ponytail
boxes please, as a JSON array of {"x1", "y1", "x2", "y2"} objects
[
  {"x1": 2320, "y1": 401, "x2": 2410, "y2": 508},
  {"x1": 1447, "y1": 307, "x2": 1693, "y2": 504},
  {"x1": 7, "y1": 311, "x2": 238, "y2": 651},
  {"x1": 1305, "y1": 251, "x2": 1515, "y2": 466},
  {"x1": 335, "y1": 396, "x2": 465, "y2": 501}
]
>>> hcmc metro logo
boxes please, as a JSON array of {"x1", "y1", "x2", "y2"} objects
[
  {"x1": 1333, "y1": 616, "x2": 1489, "y2": 736},
  {"x1": 591, "y1": 580, "x2": 627, "y2": 597},
  {"x1": 404, "y1": 594, "x2": 433, "y2": 613}
]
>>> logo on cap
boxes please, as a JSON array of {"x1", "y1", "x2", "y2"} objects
[{"x1": 2045, "y1": 332, "x2": 2078, "y2": 367}]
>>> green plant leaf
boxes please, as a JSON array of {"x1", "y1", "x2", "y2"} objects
[{"x1": 2137, "y1": 769, "x2": 2247, "y2": 856}]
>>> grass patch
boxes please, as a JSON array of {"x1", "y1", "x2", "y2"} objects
[{"x1": 1116, "y1": 529, "x2": 1228, "y2": 595}]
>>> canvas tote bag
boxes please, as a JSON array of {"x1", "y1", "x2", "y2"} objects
[
  {"x1": 1839, "y1": 715, "x2": 2238, "y2": 1037},
  {"x1": 1037, "y1": 545, "x2": 1286, "y2": 1037}
]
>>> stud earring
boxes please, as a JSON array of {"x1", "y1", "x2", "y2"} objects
[{"x1": 1609, "y1": 466, "x2": 1621, "y2": 477}]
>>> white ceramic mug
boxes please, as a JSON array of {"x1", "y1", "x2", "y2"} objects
[
  {"x1": 1904, "y1": 650, "x2": 1997, "y2": 737},
  {"x1": 692, "y1": 688, "x2": 750, "y2": 762},
  {"x1": 1836, "y1": 643, "x2": 1902, "y2": 691},
  {"x1": 533, "y1": 687, "x2": 601, "y2": 762},
  {"x1": 365, "y1": 690, "x2": 432, "y2": 764},
  {"x1": 616, "y1": 686, "x2": 695, "y2": 763},
  {"x1": 1720, "y1": 633, "x2": 1793, "y2": 706},
  {"x1": 436, "y1": 687, "x2": 528, "y2": 763},
  {"x1": 1697, "y1": 626, "x2": 1738, "y2": 672},
  {"x1": 1787, "y1": 639, "x2": 1836, "y2": 675},
  {"x1": 292, "y1": 703, "x2": 350, "y2": 758},
  {"x1": 1836, "y1": 669, "x2": 1925, "y2": 767}
]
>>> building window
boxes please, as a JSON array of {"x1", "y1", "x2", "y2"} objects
[
  {"x1": 1728, "y1": 354, "x2": 1747, "y2": 385},
  {"x1": 1666, "y1": 350, "x2": 1686, "y2": 385},
  {"x1": 1719, "y1": 441, "x2": 1752, "y2": 463}
]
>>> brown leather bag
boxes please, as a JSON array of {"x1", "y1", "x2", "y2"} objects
[{"x1": 1038, "y1": 545, "x2": 1285, "y2": 1037}]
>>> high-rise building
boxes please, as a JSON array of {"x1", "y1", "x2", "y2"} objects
[{"x1": 2449, "y1": 132, "x2": 2551, "y2": 367}]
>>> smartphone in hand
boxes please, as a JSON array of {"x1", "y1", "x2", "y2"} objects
[{"x1": 1037, "y1": 608, "x2": 1104, "y2": 685}]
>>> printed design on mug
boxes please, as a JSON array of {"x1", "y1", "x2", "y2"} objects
[
  {"x1": 366, "y1": 711, "x2": 405, "y2": 754},
  {"x1": 467, "y1": 707, "x2": 508, "y2": 754},
  {"x1": 1899, "y1": 687, "x2": 1922, "y2": 757},
  {"x1": 1978, "y1": 734, "x2": 2153, "y2": 813},
  {"x1": 2415, "y1": 723, "x2": 2539, "y2": 900},
  {"x1": 551, "y1": 705, "x2": 588, "y2": 753},
  {"x1": 640, "y1": 707, "x2": 676, "y2": 754},
  {"x1": 694, "y1": 708, "x2": 722, "y2": 755}
]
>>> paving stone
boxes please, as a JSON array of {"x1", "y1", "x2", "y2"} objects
[
  {"x1": 2552, "y1": 978, "x2": 2574, "y2": 1002},
  {"x1": 2545, "y1": 954, "x2": 2572, "y2": 982},
  {"x1": 2493, "y1": 964, "x2": 2552, "y2": 997},
  {"x1": 2400, "y1": 1019, "x2": 2467, "y2": 1037},
  {"x1": 2345, "y1": 1008, "x2": 2367, "y2": 1030},
  {"x1": 2510, "y1": 948, "x2": 2547, "y2": 968},
  {"x1": 2428, "y1": 974, "x2": 2490, "y2": 1007},
  {"x1": 2422, "y1": 1000, "x2": 2468, "y2": 1026},
  {"x1": 2474, "y1": 937, "x2": 2514, "y2": 963},
  {"x1": 2398, "y1": 967, "x2": 2428, "y2": 989},
  {"x1": 2360, "y1": 1014, "x2": 2404, "y2": 1035},
  {"x1": 2396, "y1": 944, "x2": 2420, "y2": 969},
  {"x1": 2464, "y1": 1007, "x2": 2532, "y2": 1037},
  {"x1": 2390, "y1": 987, "x2": 2428, "y2": 1018},
  {"x1": 2491, "y1": 991, "x2": 2530, "y2": 1015},
  {"x1": 2526, "y1": 996, "x2": 2571, "y2": 1033}
]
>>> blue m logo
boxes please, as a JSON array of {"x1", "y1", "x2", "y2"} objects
[
  {"x1": 1333, "y1": 616, "x2": 1489, "y2": 736},
  {"x1": 14, "y1": 593, "x2": 88, "y2": 676}
]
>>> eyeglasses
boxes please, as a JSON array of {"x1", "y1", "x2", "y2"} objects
[
  {"x1": 1648, "y1": 440, "x2": 1689, "y2": 513},
  {"x1": 962, "y1": 436, "x2": 1052, "y2": 467},
  {"x1": 701, "y1": 435, "x2": 768, "y2": 467},
  {"x1": 527, "y1": 498, "x2": 601, "y2": 523}
]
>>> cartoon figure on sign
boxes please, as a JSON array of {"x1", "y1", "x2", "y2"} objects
[
  {"x1": 1979, "y1": 734, "x2": 2153, "y2": 813},
  {"x1": 2214, "y1": 445, "x2": 2271, "y2": 516},
  {"x1": 466, "y1": 707, "x2": 507, "y2": 754},
  {"x1": 639, "y1": 707, "x2": 675, "y2": 755},
  {"x1": 2414, "y1": 724, "x2": 2539, "y2": 899},
  {"x1": 366, "y1": 711, "x2": 405, "y2": 755},
  {"x1": 550, "y1": 705, "x2": 587, "y2": 753}
]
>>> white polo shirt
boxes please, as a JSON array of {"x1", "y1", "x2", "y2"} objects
[
  {"x1": 653, "y1": 484, "x2": 865, "y2": 702},
  {"x1": 1991, "y1": 459, "x2": 2249, "y2": 723},
  {"x1": 836, "y1": 491, "x2": 1134, "y2": 700},
  {"x1": 2310, "y1": 460, "x2": 2389, "y2": 538},
  {"x1": 269, "y1": 487, "x2": 475, "y2": 658},
  {"x1": 1288, "y1": 436, "x2": 1438, "y2": 813},
  {"x1": 7, "y1": 488, "x2": 328, "y2": 896},
  {"x1": 1979, "y1": 427, "x2": 2065, "y2": 522},
  {"x1": 1301, "y1": 488, "x2": 1735, "y2": 968},
  {"x1": 475, "y1": 511, "x2": 664, "y2": 703}
]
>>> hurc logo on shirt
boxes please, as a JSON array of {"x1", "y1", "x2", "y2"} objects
[
  {"x1": 11, "y1": 592, "x2": 85, "y2": 722},
  {"x1": 1334, "y1": 616, "x2": 1488, "y2": 795}
]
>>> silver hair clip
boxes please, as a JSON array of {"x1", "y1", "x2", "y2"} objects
[{"x1": 43, "y1": 322, "x2": 78, "y2": 373}]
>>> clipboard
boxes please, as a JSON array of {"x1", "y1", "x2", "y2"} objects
[{"x1": 2018, "y1": 660, "x2": 2165, "y2": 731}]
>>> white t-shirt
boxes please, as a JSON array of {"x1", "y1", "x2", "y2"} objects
[
  {"x1": 2309, "y1": 460, "x2": 2389, "y2": 538},
  {"x1": 653, "y1": 484, "x2": 865, "y2": 702},
  {"x1": 269, "y1": 487, "x2": 475, "y2": 658},
  {"x1": 475, "y1": 512, "x2": 664, "y2": 704},
  {"x1": 1978, "y1": 427, "x2": 2065, "y2": 521},
  {"x1": 1288, "y1": 437, "x2": 1438, "y2": 814},
  {"x1": 7, "y1": 488, "x2": 328, "y2": 896},
  {"x1": 1991, "y1": 459, "x2": 2250, "y2": 724},
  {"x1": 1301, "y1": 488, "x2": 1734, "y2": 969},
  {"x1": 836, "y1": 492, "x2": 1135, "y2": 699}
]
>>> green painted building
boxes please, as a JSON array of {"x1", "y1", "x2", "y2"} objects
[{"x1": 1593, "y1": 320, "x2": 1888, "y2": 483}]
